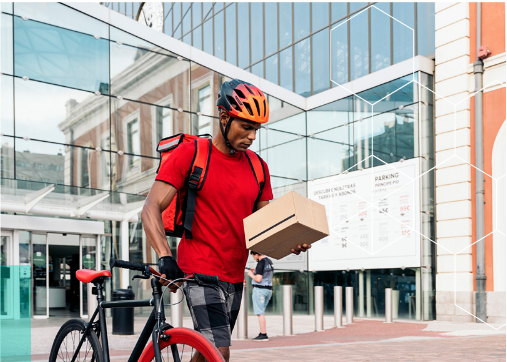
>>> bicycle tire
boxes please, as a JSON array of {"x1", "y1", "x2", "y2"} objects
[
  {"x1": 138, "y1": 327, "x2": 225, "y2": 362},
  {"x1": 49, "y1": 318, "x2": 104, "y2": 362}
]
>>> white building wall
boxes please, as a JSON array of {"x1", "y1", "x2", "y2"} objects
[{"x1": 434, "y1": 2, "x2": 475, "y2": 322}]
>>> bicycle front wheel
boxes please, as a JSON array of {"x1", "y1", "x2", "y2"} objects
[
  {"x1": 49, "y1": 318, "x2": 103, "y2": 362},
  {"x1": 138, "y1": 327, "x2": 225, "y2": 362}
]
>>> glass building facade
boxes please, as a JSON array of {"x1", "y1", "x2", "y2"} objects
[
  {"x1": 103, "y1": 2, "x2": 435, "y2": 96},
  {"x1": 1, "y1": 2, "x2": 435, "y2": 321}
]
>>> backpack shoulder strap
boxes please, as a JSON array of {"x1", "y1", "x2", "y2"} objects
[
  {"x1": 184, "y1": 138, "x2": 212, "y2": 239},
  {"x1": 245, "y1": 149, "x2": 266, "y2": 212}
]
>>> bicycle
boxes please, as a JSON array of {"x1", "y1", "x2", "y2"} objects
[{"x1": 49, "y1": 258, "x2": 225, "y2": 362}]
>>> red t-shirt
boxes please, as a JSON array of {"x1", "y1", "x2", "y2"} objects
[{"x1": 155, "y1": 142, "x2": 273, "y2": 283}]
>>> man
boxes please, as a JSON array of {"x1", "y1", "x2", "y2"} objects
[
  {"x1": 141, "y1": 79, "x2": 311, "y2": 361},
  {"x1": 247, "y1": 251, "x2": 274, "y2": 341}
]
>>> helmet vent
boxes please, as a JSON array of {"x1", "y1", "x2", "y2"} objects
[
  {"x1": 244, "y1": 102, "x2": 254, "y2": 116},
  {"x1": 253, "y1": 98, "x2": 261, "y2": 116},
  {"x1": 263, "y1": 100, "x2": 267, "y2": 117},
  {"x1": 235, "y1": 89, "x2": 246, "y2": 99},
  {"x1": 226, "y1": 95, "x2": 240, "y2": 111},
  {"x1": 245, "y1": 85, "x2": 255, "y2": 95}
]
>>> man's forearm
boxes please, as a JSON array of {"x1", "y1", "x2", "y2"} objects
[{"x1": 141, "y1": 205, "x2": 173, "y2": 258}]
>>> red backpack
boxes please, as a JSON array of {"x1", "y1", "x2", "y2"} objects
[{"x1": 156, "y1": 133, "x2": 266, "y2": 239}]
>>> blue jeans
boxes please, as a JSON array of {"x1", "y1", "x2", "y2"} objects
[{"x1": 252, "y1": 287, "x2": 272, "y2": 315}]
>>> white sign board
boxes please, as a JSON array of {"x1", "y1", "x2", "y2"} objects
[{"x1": 308, "y1": 158, "x2": 421, "y2": 270}]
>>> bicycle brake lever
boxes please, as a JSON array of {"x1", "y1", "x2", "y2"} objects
[{"x1": 132, "y1": 274, "x2": 150, "y2": 281}]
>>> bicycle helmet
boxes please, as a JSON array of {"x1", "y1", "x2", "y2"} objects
[{"x1": 216, "y1": 79, "x2": 269, "y2": 149}]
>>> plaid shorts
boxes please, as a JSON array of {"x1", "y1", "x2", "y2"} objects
[{"x1": 182, "y1": 278, "x2": 243, "y2": 348}]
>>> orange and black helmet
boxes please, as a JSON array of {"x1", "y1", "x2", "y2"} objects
[{"x1": 217, "y1": 79, "x2": 269, "y2": 124}]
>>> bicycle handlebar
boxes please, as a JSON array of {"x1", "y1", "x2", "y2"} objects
[{"x1": 109, "y1": 258, "x2": 147, "y2": 272}]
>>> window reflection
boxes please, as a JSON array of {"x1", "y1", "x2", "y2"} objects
[
  {"x1": 250, "y1": 3, "x2": 263, "y2": 63},
  {"x1": 393, "y1": 3, "x2": 415, "y2": 64},
  {"x1": 371, "y1": 4, "x2": 391, "y2": 72},
  {"x1": 331, "y1": 19, "x2": 348, "y2": 85},
  {"x1": 312, "y1": 29, "x2": 330, "y2": 94},
  {"x1": 265, "y1": 3, "x2": 278, "y2": 56},
  {"x1": 225, "y1": 4, "x2": 236, "y2": 65},
  {"x1": 294, "y1": 3, "x2": 310, "y2": 42},
  {"x1": 214, "y1": 11, "x2": 224, "y2": 60},
  {"x1": 279, "y1": 3, "x2": 292, "y2": 48},
  {"x1": 295, "y1": 38, "x2": 311, "y2": 97},
  {"x1": 280, "y1": 47, "x2": 293, "y2": 91},
  {"x1": 1, "y1": 75, "x2": 14, "y2": 136},
  {"x1": 237, "y1": 2, "x2": 249, "y2": 68},
  {"x1": 1, "y1": 14, "x2": 13, "y2": 75},
  {"x1": 349, "y1": 10, "x2": 369, "y2": 80}
]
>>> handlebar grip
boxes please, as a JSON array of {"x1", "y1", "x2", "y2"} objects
[{"x1": 109, "y1": 258, "x2": 147, "y2": 272}]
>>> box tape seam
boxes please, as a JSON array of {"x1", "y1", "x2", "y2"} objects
[{"x1": 248, "y1": 214, "x2": 296, "y2": 242}]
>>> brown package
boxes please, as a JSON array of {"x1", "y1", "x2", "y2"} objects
[{"x1": 243, "y1": 191, "x2": 330, "y2": 260}]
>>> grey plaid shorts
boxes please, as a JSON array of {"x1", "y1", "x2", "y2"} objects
[{"x1": 182, "y1": 278, "x2": 243, "y2": 348}]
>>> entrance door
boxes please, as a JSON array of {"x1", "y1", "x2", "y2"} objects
[
  {"x1": 1, "y1": 231, "x2": 13, "y2": 319},
  {"x1": 32, "y1": 233, "x2": 49, "y2": 318},
  {"x1": 80, "y1": 235, "x2": 99, "y2": 319}
]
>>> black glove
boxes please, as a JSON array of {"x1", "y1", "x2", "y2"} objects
[{"x1": 158, "y1": 256, "x2": 184, "y2": 281}]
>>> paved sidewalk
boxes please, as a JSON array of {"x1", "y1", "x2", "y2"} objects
[{"x1": 15, "y1": 315, "x2": 507, "y2": 361}]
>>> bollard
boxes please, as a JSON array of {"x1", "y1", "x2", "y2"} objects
[
  {"x1": 282, "y1": 285, "x2": 293, "y2": 336},
  {"x1": 87, "y1": 283, "x2": 98, "y2": 320},
  {"x1": 314, "y1": 286, "x2": 324, "y2": 331},
  {"x1": 385, "y1": 288, "x2": 393, "y2": 323},
  {"x1": 346, "y1": 287, "x2": 354, "y2": 324},
  {"x1": 334, "y1": 286, "x2": 343, "y2": 328},
  {"x1": 170, "y1": 288, "x2": 183, "y2": 327},
  {"x1": 236, "y1": 285, "x2": 248, "y2": 340}
]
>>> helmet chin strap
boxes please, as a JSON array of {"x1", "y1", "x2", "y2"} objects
[{"x1": 219, "y1": 117, "x2": 237, "y2": 154}]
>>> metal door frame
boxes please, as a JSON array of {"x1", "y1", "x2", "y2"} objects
[
  {"x1": 32, "y1": 232, "x2": 49, "y2": 319},
  {"x1": 79, "y1": 234, "x2": 100, "y2": 319},
  {"x1": 0, "y1": 231, "x2": 14, "y2": 319}
]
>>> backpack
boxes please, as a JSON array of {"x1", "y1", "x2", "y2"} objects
[{"x1": 156, "y1": 133, "x2": 266, "y2": 239}]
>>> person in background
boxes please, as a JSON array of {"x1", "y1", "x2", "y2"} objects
[{"x1": 247, "y1": 251, "x2": 274, "y2": 341}]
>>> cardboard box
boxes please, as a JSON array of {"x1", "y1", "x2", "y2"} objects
[{"x1": 243, "y1": 191, "x2": 330, "y2": 260}]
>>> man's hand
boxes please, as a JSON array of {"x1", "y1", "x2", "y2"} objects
[
  {"x1": 291, "y1": 243, "x2": 312, "y2": 255},
  {"x1": 158, "y1": 256, "x2": 184, "y2": 293}
]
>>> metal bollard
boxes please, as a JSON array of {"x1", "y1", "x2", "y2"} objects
[
  {"x1": 87, "y1": 283, "x2": 98, "y2": 320},
  {"x1": 346, "y1": 287, "x2": 354, "y2": 324},
  {"x1": 170, "y1": 288, "x2": 183, "y2": 327},
  {"x1": 236, "y1": 285, "x2": 248, "y2": 340},
  {"x1": 282, "y1": 285, "x2": 293, "y2": 336},
  {"x1": 334, "y1": 286, "x2": 343, "y2": 328},
  {"x1": 385, "y1": 288, "x2": 392, "y2": 323},
  {"x1": 314, "y1": 286, "x2": 324, "y2": 331}
]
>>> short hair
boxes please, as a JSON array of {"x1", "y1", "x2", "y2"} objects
[{"x1": 250, "y1": 251, "x2": 262, "y2": 256}]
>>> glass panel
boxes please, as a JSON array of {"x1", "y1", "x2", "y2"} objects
[
  {"x1": 191, "y1": 62, "x2": 230, "y2": 118},
  {"x1": 192, "y1": 2, "x2": 202, "y2": 27},
  {"x1": 81, "y1": 236, "x2": 96, "y2": 315},
  {"x1": 350, "y1": 2, "x2": 368, "y2": 13},
  {"x1": 1, "y1": 2, "x2": 12, "y2": 13},
  {"x1": 203, "y1": 3, "x2": 213, "y2": 20},
  {"x1": 14, "y1": 17, "x2": 110, "y2": 94},
  {"x1": 1, "y1": 75, "x2": 14, "y2": 135},
  {"x1": 193, "y1": 25, "x2": 202, "y2": 50},
  {"x1": 250, "y1": 2, "x2": 263, "y2": 63},
  {"x1": 1, "y1": 137, "x2": 14, "y2": 179},
  {"x1": 417, "y1": 3, "x2": 435, "y2": 58},
  {"x1": 1, "y1": 14, "x2": 13, "y2": 75},
  {"x1": 14, "y1": 78, "x2": 111, "y2": 148},
  {"x1": 420, "y1": 73, "x2": 434, "y2": 160},
  {"x1": 331, "y1": 19, "x2": 348, "y2": 85},
  {"x1": 312, "y1": 29, "x2": 330, "y2": 94},
  {"x1": 359, "y1": 74, "x2": 415, "y2": 111},
  {"x1": 111, "y1": 154, "x2": 158, "y2": 194},
  {"x1": 173, "y1": 2, "x2": 181, "y2": 38},
  {"x1": 110, "y1": 28, "x2": 190, "y2": 112},
  {"x1": 371, "y1": 3, "x2": 391, "y2": 72},
  {"x1": 294, "y1": 2, "x2": 310, "y2": 42},
  {"x1": 265, "y1": 2, "x2": 278, "y2": 56},
  {"x1": 214, "y1": 10, "x2": 225, "y2": 60},
  {"x1": 164, "y1": 3, "x2": 172, "y2": 35},
  {"x1": 15, "y1": 139, "x2": 110, "y2": 190},
  {"x1": 307, "y1": 96, "x2": 353, "y2": 135},
  {"x1": 252, "y1": 62, "x2": 263, "y2": 78},
  {"x1": 350, "y1": 9, "x2": 369, "y2": 80},
  {"x1": 183, "y1": 33, "x2": 191, "y2": 45},
  {"x1": 263, "y1": 137, "x2": 306, "y2": 183},
  {"x1": 14, "y1": 2, "x2": 108, "y2": 39},
  {"x1": 371, "y1": 103, "x2": 418, "y2": 166},
  {"x1": 225, "y1": 4, "x2": 236, "y2": 65},
  {"x1": 312, "y1": 2, "x2": 329, "y2": 32},
  {"x1": 237, "y1": 2, "x2": 250, "y2": 68},
  {"x1": 266, "y1": 54, "x2": 278, "y2": 85},
  {"x1": 331, "y1": 3, "x2": 347, "y2": 22},
  {"x1": 393, "y1": 3, "x2": 415, "y2": 64},
  {"x1": 215, "y1": 3, "x2": 224, "y2": 11},
  {"x1": 32, "y1": 233, "x2": 47, "y2": 316},
  {"x1": 191, "y1": 114, "x2": 217, "y2": 137},
  {"x1": 295, "y1": 38, "x2": 311, "y2": 97},
  {"x1": 182, "y1": 3, "x2": 191, "y2": 34},
  {"x1": 279, "y1": 2, "x2": 292, "y2": 48},
  {"x1": 203, "y1": 18, "x2": 213, "y2": 54},
  {"x1": 308, "y1": 133, "x2": 352, "y2": 180},
  {"x1": 280, "y1": 46, "x2": 293, "y2": 91}
]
